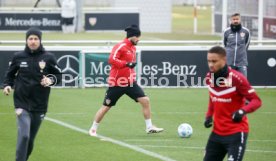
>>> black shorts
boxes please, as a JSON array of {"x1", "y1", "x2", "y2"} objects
[
  {"x1": 204, "y1": 132, "x2": 248, "y2": 161},
  {"x1": 103, "y1": 82, "x2": 146, "y2": 107},
  {"x1": 61, "y1": 17, "x2": 74, "y2": 25}
]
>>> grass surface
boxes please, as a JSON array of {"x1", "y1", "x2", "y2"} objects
[{"x1": 0, "y1": 88, "x2": 275, "y2": 161}]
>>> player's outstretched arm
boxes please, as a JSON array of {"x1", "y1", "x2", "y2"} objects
[{"x1": 237, "y1": 75, "x2": 262, "y2": 114}]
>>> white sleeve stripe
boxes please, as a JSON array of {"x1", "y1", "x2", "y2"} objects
[
  {"x1": 248, "y1": 89, "x2": 255, "y2": 93},
  {"x1": 223, "y1": 27, "x2": 231, "y2": 46},
  {"x1": 242, "y1": 27, "x2": 250, "y2": 32},
  {"x1": 246, "y1": 32, "x2": 251, "y2": 48},
  {"x1": 113, "y1": 43, "x2": 126, "y2": 60},
  {"x1": 222, "y1": 33, "x2": 225, "y2": 46},
  {"x1": 55, "y1": 65, "x2": 62, "y2": 72},
  {"x1": 223, "y1": 27, "x2": 231, "y2": 33},
  {"x1": 243, "y1": 27, "x2": 251, "y2": 48}
]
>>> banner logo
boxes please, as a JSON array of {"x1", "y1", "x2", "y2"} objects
[
  {"x1": 57, "y1": 55, "x2": 79, "y2": 83},
  {"x1": 89, "y1": 17, "x2": 97, "y2": 26}
]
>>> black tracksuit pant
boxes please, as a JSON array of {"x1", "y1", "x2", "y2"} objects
[
  {"x1": 204, "y1": 132, "x2": 248, "y2": 161},
  {"x1": 16, "y1": 109, "x2": 45, "y2": 161}
]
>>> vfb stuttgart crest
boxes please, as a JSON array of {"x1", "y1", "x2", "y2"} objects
[
  {"x1": 240, "y1": 32, "x2": 245, "y2": 38},
  {"x1": 39, "y1": 60, "x2": 46, "y2": 73},
  {"x1": 89, "y1": 17, "x2": 97, "y2": 26},
  {"x1": 105, "y1": 98, "x2": 111, "y2": 105}
]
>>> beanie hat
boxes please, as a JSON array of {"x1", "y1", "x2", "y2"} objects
[
  {"x1": 26, "y1": 27, "x2": 42, "y2": 41},
  {"x1": 125, "y1": 25, "x2": 141, "y2": 38}
]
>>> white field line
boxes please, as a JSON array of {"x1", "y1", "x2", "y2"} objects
[
  {"x1": 137, "y1": 145, "x2": 276, "y2": 154},
  {"x1": 45, "y1": 117, "x2": 176, "y2": 161}
]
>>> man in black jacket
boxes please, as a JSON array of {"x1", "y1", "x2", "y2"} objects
[{"x1": 3, "y1": 27, "x2": 61, "y2": 161}]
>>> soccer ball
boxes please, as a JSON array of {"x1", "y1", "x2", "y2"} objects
[{"x1": 177, "y1": 123, "x2": 193, "y2": 138}]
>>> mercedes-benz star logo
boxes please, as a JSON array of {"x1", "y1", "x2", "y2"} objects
[
  {"x1": 267, "y1": 58, "x2": 276, "y2": 68},
  {"x1": 57, "y1": 55, "x2": 79, "y2": 83}
]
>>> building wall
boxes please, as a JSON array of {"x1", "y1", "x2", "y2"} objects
[{"x1": 112, "y1": 0, "x2": 172, "y2": 33}]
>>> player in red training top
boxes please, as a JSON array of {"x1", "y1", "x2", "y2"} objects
[
  {"x1": 88, "y1": 25, "x2": 163, "y2": 137},
  {"x1": 203, "y1": 46, "x2": 262, "y2": 161}
]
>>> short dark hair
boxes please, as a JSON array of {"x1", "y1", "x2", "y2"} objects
[
  {"x1": 231, "y1": 13, "x2": 240, "y2": 17},
  {"x1": 208, "y1": 46, "x2": 226, "y2": 57}
]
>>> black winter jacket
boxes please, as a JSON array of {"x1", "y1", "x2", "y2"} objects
[{"x1": 3, "y1": 45, "x2": 61, "y2": 112}]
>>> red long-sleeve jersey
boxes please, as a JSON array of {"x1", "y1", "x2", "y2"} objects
[
  {"x1": 108, "y1": 38, "x2": 136, "y2": 86},
  {"x1": 205, "y1": 67, "x2": 262, "y2": 136}
]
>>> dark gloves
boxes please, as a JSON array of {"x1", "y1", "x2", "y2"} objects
[
  {"x1": 126, "y1": 62, "x2": 137, "y2": 68},
  {"x1": 232, "y1": 109, "x2": 246, "y2": 122},
  {"x1": 204, "y1": 117, "x2": 213, "y2": 128}
]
